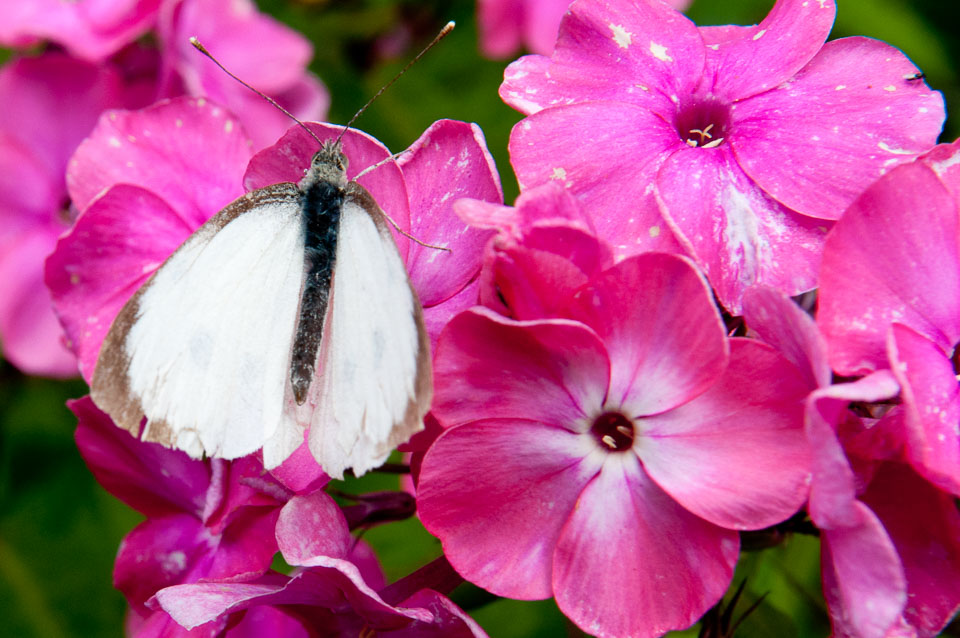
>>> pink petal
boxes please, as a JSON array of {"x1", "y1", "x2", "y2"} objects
[
  {"x1": 568, "y1": 253, "x2": 729, "y2": 416},
  {"x1": 862, "y1": 463, "x2": 960, "y2": 636},
  {"x1": 804, "y1": 371, "x2": 901, "y2": 529},
  {"x1": 276, "y1": 490, "x2": 351, "y2": 565},
  {"x1": 0, "y1": 226, "x2": 77, "y2": 377},
  {"x1": 656, "y1": 143, "x2": 828, "y2": 313},
  {"x1": 70, "y1": 396, "x2": 209, "y2": 518},
  {"x1": 501, "y1": 0, "x2": 705, "y2": 117},
  {"x1": 388, "y1": 589, "x2": 490, "y2": 638},
  {"x1": 920, "y1": 138, "x2": 960, "y2": 200},
  {"x1": 733, "y1": 37, "x2": 945, "y2": 220},
  {"x1": 553, "y1": 453, "x2": 739, "y2": 638},
  {"x1": 818, "y1": 162, "x2": 960, "y2": 375},
  {"x1": 0, "y1": 132, "x2": 59, "y2": 224},
  {"x1": 421, "y1": 278, "x2": 478, "y2": 350},
  {"x1": 509, "y1": 101, "x2": 683, "y2": 257},
  {"x1": 114, "y1": 515, "x2": 209, "y2": 610},
  {"x1": 742, "y1": 286, "x2": 831, "y2": 389},
  {"x1": 398, "y1": 120, "x2": 501, "y2": 307},
  {"x1": 638, "y1": 338, "x2": 810, "y2": 529},
  {"x1": 67, "y1": 97, "x2": 253, "y2": 222},
  {"x1": 705, "y1": 0, "x2": 836, "y2": 101},
  {"x1": 204, "y1": 506, "x2": 280, "y2": 581},
  {"x1": 417, "y1": 419, "x2": 602, "y2": 600},
  {"x1": 243, "y1": 122, "x2": 411, "y2": 253},
  {"x1": 888, "y1": 324, "x2": 960, "y2": 495},
  {"x1": 47, "y1": 184, "x2": 195, "y2": 382},
  {"x1": 821, "y1": 502, "x2": 906, "y2": 638},
  {"x1": 521, "y1": 0, "x2": 571, "y2": 56},
  {"x1": 431, "y1": 307, "x2": 609, "y2": 428},
  {"x1": 266, "y1": 438, "x2": 329, "y2": 495}
]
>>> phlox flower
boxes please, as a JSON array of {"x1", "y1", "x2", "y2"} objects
[
  {"x1": 500, "y1": 0, "x2": 944, "y2": 311},
  {"x1": 156, "y1": 490, "x2": 488, "y2": 637},
  {"x1": 417, "y1": 249, "x2": 811, "y2": 637},
  {"x1": 0, "y1": 0, "x2": 162, "y2": 61},
  {"x1": 71, "y1": 395, "x2": 294, "y2": 633},
  {"x1": 46, "y1": 97, "x2": 500, "y2": 469},
  {"x1": 477, "y1": 0, "x2": 691, "y2": 59},
  {"x1": 0, "y1": 53, "x2": 129, "y2": 376},
  {"x1": 743, "y1": 287, "x2": 960, "y2": 638}
]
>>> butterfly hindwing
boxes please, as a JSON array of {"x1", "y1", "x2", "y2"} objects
[
  {"x1": 302, "y1": 182, "x2": 431, "y2": 478},
  {"x1": 92, "y1": 184, "x2": 305, "y2": 459}
]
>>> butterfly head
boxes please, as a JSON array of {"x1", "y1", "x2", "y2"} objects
[{"x1": 300, "y1": 140, "x2": 349, "y2": 191}]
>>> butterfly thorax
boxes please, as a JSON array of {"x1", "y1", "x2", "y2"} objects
[{"x1": 290, "y1": 140, "x2": 349, "y2": 404}]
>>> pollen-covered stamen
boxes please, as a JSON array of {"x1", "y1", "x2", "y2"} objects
[
  {"x1": 591, "y1": 412, "x2": 636, "y2": 451},
  {"x1": 675, "y1": 95, "x2": 732, "y2": 149}
]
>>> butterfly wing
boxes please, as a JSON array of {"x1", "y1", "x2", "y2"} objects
[
  {"x1": 301, "y1": 182, "x2": 431, "y2": 478},
  {"x1": 92, "y1": 184, "x2": 306, "y2": 460}
]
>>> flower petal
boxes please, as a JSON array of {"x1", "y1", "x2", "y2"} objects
[
  {"x1": 567, "y1": 253, "x2": 728, "y2": 416},
  {"x1": 399, "y1": 120, "x2": 501, "y2": 307},
  {"x1": 509, "y1": 101, "x2": 683, "y2": 257},
  {"x1": 818, "y1": 162, "x2": 960, "y2": 375},
  {"x1": 705, "y1": 0, "x2": 836, "y2": 101},
  {"x1": 276, "y1": 490, "x2": 351, "y2": 564},
  {"x1": 553, "y1": 453, "x2": 738, "y2": 638},
  {"x1": 417, "y1": 419, "x2": 602, "y2": 599},
  {"x1": 733, "y1": 37, "x2": 945, "y2": 220},
  {"x1": 656, "y1": 144, "x2": 828, "y2": 312},
  {"x1": 888, "y1": 324, "x2": 960, "y2": 495},
  {"x1": 432, "y1": 307, "x2": 609, "y2": 427},
  {"x1": 638, "y1": 339, "x2": 810, "y2": 529}
]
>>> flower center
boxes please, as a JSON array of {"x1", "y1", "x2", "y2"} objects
[
  {"x1": 674, "y1": 96, "x2": 732, "y2": 148},
  {"x1": 590, "y1": 412, "x2": 635, "y2": 452}
]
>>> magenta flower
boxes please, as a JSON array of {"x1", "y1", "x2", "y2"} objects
[
  {"x1": 500, "y1": 0, "x2": 944, "y2": 311},
  {"x1": 71, "y1": 395, "x2": 292, "y2": 624},
  {"x1": 157, "y1": 0, "x2": 329, "y2": 150},
  {"x1": 156, "y1": 490, "x2": 488, "y2": 637},
  {"x1": 0, "y1": 0, "x2": 161, "y2": 61},
  {"x1": 0, "y1": 53, "x2": 129, "y2": 377},
  {"x1": 744, "y1": 286, "x2": 960, "y2": 638},
  {"x1": 818, "y1": 160, "x2": 960, "y2": 496},
  {"x1": 478, "y1": 0, "x2": 691, "y2": 58},
  {"x1": 417, "y1": 252, "x2": 811, "y2": 637}
]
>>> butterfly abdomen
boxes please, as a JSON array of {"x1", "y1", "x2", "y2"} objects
[{"x1": 291, "y1": 178, "x2": 343, "y2": 404}]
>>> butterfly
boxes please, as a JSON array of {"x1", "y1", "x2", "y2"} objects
[{"x1": 90, "y1": 134, "x2": 432, "y2": 479}]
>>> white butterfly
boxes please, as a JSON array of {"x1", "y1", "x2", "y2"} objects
[{"x1": 91, "y1": 138, "x2": 432, "y2": 479}]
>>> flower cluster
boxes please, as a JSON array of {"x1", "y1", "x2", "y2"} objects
[{"x1": 7, "y1": 0, "x2": 960, "y2": 637}]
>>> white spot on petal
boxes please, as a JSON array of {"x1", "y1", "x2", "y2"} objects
[
  {"x1": 108, "y1": 136, "x2": 121, "y2": 147},
  {"x1": 752, "y1": 29, "x2": 767, "y2": 40},
  {"x1": 551, "y1": 167, "x2": 567, "y2": 180},
  {"x1": 610, "y1": 24, "x2": 632, "y2": 49},
  {"x1": 884, "y1": 85, "x2": 897, "y2": 92},
  {"x1": 835, "y1": 85, "x2": 846, "y2": 91},
  {"x1": 648, "y1": 225, "x2": 661, "y2": 238},
  {"x1": 649, "y1": 41, "x2": 672, "y2": 62},
  {"x1": 225, "y1": 120, "x2": 233, "y2": 133},
  {"x1": 878, "y1": 141, "x2": 914, "y2": 155}
]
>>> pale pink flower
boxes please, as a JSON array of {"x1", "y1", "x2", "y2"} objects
[
  {"x1": 0, "y1": 53, "x2": 128, "y2": 376},
  {"x1": 417, "y1": 251, "x2": 811, "y2": 637},
  {"x1": 500, "y1": 0, "x2": 944, "y2": 311}
]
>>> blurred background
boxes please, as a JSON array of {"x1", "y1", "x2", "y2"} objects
[{"x1": 1, "y1": 0, "x2": 957, "y2": 636}]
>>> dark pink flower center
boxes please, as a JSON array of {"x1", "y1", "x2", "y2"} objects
[
  {"x1": 590, "y1": 412, "x2": 635, "y2": 452},
  {"x1": 674, "y1": 95, "x2": 732, "y2": 148}
]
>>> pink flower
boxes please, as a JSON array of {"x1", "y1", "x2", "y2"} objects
[
  {"x1": 500, "y1": 0, "x2": 944, "y2": 311},
  {"x1": 0, "y1": 0, "x2": 162, "y2": 61},
  {"x1": 71, "y1": 395, "x2": 292, "y2": 623},
  {"x1": 417, "y1": 251, "x2": 811, "y2": 637},
  {"x1": 0, "y1": 53, "x2": 128, "y2": 377},
  {"x1": 477, "y1": 0, "x2": 692, "y2": 58},
  {"x1": 743, "y1": 287, "x2": 960, "y2": 638},
  {"x1": 156, "y1": 490, "x2": 488, "y2": 637},
  {"x1": 47, "y1": 99, "x2": 500, "y2": 467},
  {"x1": 818, "y1": 159, "x2": 960, "y2": 496},
  {"x1": 157, "y1": 0, "x2": 329, "y2": 149}
]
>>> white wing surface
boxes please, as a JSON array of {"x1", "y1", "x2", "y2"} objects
[
  {"x1": 303, "y1": 186, "x2": 431, "y2": 478},
  {"x1": 92, "y1": 185, "x2": 305, "y2": 460}
]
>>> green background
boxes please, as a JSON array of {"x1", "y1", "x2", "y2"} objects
[{"x1": 1, "y1": 0, "x2": 958, "y2": 636}]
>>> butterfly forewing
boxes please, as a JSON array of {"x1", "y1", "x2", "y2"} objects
[
  {"x1": 303, "y1": 183, "x2": 431, "y2": 479},
  {"x1": 92, "y1": 185, "x2": 305, "y2": 459}
]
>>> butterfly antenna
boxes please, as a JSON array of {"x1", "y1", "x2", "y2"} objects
[
  {"x1": 190, "y1": 37, "x2": 326, "y2": 149},
  {"x1": 335, "y1": 21, "x2": 455, "y2": 145}
]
